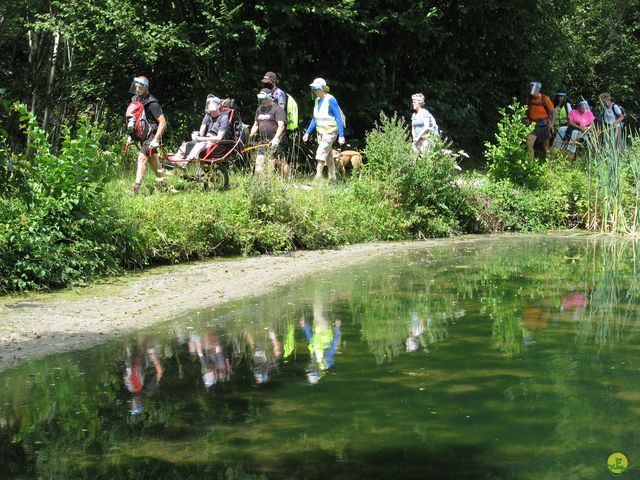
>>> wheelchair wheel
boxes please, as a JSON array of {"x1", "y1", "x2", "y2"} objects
[{"x1": 185, "y1": 161, "x2": 229, "y2": 191}]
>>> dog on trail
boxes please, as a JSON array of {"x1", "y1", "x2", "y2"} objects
[{"x1": 332, "y1": 149, "x2": 363, "y2": 178}]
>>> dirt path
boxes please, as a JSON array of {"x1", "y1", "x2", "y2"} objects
[{"x1": 0, "y1": 239, "x2": 475, "y2": 371}]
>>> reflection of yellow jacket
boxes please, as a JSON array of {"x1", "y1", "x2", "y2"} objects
[{"x1": 309, "y1": 327, "x2": 333, "y2": 363}]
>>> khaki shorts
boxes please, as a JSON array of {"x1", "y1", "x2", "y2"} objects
[{"x1": 315, "y1": 132, "x2": 338, "y2": 162}]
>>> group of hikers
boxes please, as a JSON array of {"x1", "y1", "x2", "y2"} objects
[
  {"x1": 125, "y1": 72, "x2": 352, "y2": 193},
  {"x1": 125, "y1": 74, "x2": 623, "y2": 194},
  {"x1": 125, "y1": 72, "x2": 443, "y2": 193},
  {"x1": 525, "y1": 81, "x2": 626, "y2": 159}
]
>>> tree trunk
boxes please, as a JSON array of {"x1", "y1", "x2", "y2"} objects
[{"x1": 42, "y1": 31, "x2": 60, "y2": 132}]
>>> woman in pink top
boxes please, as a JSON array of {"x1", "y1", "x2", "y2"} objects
[
  {"x1": 564, "y1": 100, "x2": 595, "y2": 153},
  {"x1": 568, "y1": 101, "x2": 595, "y2": 130}
]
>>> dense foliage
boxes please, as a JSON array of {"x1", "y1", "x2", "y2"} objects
[
  {"x1": 0, "y1": 101, "x2": 596, "y2": 293},
  {"x1": 484, "y1": 101, "x2": 543, "y2": 186},
  {"x1": 1, "y1": 0, "x2": 638, "y2": 155},
  {"x1": 0, "y1": 102, "x2": 145, "y2": 291},
  {"x1": 2, "y1": 0, "x2": 639, "y2": 292}
]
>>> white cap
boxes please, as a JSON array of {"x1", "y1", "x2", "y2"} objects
[
  {"x1": 309, "y1": 77, "x2": 326, "y2": 87},
  {"x1": 309, "y1": 77, "x2": 330, "y2": 92}
]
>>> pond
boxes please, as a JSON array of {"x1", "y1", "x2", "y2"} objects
[{"x1": 1, "y1": 234, "x2": 640, "y2": 479}]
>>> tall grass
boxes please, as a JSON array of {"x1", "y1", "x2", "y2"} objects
[
  {"x1": 627, "y1": 134, "x2": 640, "y2": 236},
  {"x1": 585, "y1": 127, "x2": 637, "y2": 235}
]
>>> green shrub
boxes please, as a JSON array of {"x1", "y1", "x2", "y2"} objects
[
  {"x1": 0, "y1": 104, "x2": 140, "y2": 291},
  {"x1": 485, "y1": 101, "x2": 544, "y2": 186},
  {"x1": 0, "y1": 103, "x2": 597, "y2": 293},
  {"x1": 363, "y1": 112, "x2": 466, "y2": 237}
]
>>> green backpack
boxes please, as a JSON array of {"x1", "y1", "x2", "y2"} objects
[{"x1": 285, "y1": 93, "x2": 299, "y2": 131}]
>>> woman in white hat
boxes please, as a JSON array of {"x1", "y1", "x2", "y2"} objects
[{"x1": 302, "y1": 77, "x2": 345, "y2": 181}]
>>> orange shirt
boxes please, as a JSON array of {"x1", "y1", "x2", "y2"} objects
[{"x1": 528, "y1": 95, "x2": 554, "y2": 122}]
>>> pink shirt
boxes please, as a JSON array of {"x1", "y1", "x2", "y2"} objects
[{"x1": 568, "y1": 109, "x2": 595, "y2": 128}]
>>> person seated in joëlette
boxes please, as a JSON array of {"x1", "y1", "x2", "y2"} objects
[{"x1": 171, "y1": 95, "x2": 229, "y2": 163}]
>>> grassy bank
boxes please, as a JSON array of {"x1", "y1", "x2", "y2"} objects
[{"x1": 0, "y1": 105, "x2": 598, "y2": 293}]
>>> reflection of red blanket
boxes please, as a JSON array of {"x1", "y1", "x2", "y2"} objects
[{"x1": 561, "y1": 293, "x2": 588, "y2": 311}]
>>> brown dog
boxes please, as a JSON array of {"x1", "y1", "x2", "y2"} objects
[{"x1": 332, "y1": 149, "x2": 363, "y2": 178}]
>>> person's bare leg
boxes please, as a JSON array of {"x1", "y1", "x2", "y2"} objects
[
  {"x1": 135, "y1": 152, "x2": 149, "y2": 185},
  {"x1": 255, "y1": 154, "x2": 266, "y2": 175},
  {"x1": 326, "y1": 152, "x2": 337, "y2": 181},
  {"x1": 149, "y1": 153, "x2": 164, "y2": 181},
  {"x1": 526, "y1": 134, "x2": 537, "y2": 160},
  {"x1": 541, "y1": 139, "x2": 550, "y2": 159}
]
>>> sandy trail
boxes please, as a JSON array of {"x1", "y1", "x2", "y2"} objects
[{"x1": 0, "y1": 239, "x2": 469, "y2": 371}]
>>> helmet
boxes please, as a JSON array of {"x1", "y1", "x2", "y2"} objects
[
  {"x1": 129, "y1": 76, "x2": 149, "y2": 95},
  {"x1": 257, "y1": 88, "x2": 271, "y2": 101},
  {"x1": 205, "y1": 96, "x2": 221, "y2": 112},
  {"x1": 530, "y1": 81, "x2": 542, "y2": 96},
  {"x1": 203, "y1": 370, "x2": 217, "y2": 388}
]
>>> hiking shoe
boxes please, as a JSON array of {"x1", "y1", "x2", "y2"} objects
[
  {"x1": 127, "y1": 182, "x2": 141, "y2": 195},
  {"x1": 156, "y1": 178, "x2": 169, "y2": 192}
]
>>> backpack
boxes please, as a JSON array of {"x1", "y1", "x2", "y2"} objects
[
  {"x1": 612, "y1": 103, "x2": 626, "y2": 120},
  {"x1": 424, "y1": 109, "x2": 439, "y2": 134},
  {"x1": 527, "y1": 94, "x2": 551, "y2": 124},
  {"x1": 285, "y1": 93, "x2": 299, "y2": 131},
  {"x1": 125, "y1": 101, "x2": 150, "y2": 141}
]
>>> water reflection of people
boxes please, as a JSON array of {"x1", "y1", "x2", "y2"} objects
[
  {"x1": 246, "y1": 329, "x2": 282, "y2": 384},
  {"x1": 300, "y1": 302, "x2": 342, "y2": 384},
  {"x1": 560, "y1": 291, "x2": 589, "y2": 321},
  {"x1": 406, "y1": 312, "x2": 427, "y2": 353},
  {"x1": 123, "y1": 336, "x2": 164, "y2": 415},
  {"x1": 522, "y1": 301, "x2": 552, "y2": 345},
  {"x1": 188, "y1": 331, "x2": 232, "y2": 389}
]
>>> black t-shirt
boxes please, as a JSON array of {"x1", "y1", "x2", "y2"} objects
[
  {"x1": 254, "y1": 103, "x2": 285, "y2": 141},
  {"x1": 132, "y1": 94, "x2": 163, "y2": 126}
]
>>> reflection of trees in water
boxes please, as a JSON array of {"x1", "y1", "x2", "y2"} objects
[
  {"x1": 348, "y1": 269, "x2": 455, "y2": 364},
  {"x1": 451, "y1": 237, "x2": 640, "y2": 355},
  {"x1": 575, "y1": 240, "x2": 640, "y2": 347},
  {"x1": 4, "y1": 236, "x2": 640, "y2": 477}
]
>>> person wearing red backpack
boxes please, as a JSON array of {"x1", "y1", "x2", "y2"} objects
[{"x1": 127, "y1": 76, "x2": 167, "y2": 194}]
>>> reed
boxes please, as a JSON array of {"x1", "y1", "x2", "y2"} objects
[
  {"x1": 585, "y1": 127, "x2": 631, "y2": 234},
  {"x1": 626, "y1": 133, "x2": 640, "y2": 237}
]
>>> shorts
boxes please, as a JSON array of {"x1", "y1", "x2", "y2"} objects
[
  {"x1": 140, "y1": 126, "x2": 158, "y2": 157},
  {"x1": 315, "y1": 131, "x2": 338, "y2": 162},
  {"x1": 530, "y1": 123, "x2": 551, "y2": 142}
]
